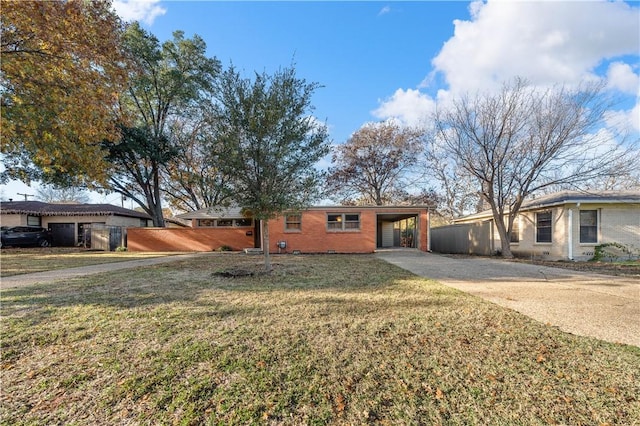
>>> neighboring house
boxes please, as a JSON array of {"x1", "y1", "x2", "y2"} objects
[
  {"x1": 432, "y1": 191, "x2": 640, "y2": 261},
  {"x1": 127, "y1": 205, "x2": 430, "y2": 253},
  {"x1": 0, "y1": 200, "x2": 151, "y2": 248}
]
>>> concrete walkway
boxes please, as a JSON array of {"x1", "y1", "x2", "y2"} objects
[
  {"x1": 376, "y1": 250, "x2": 640, "y2": 347},
  {"x1": 1, "y1": 253, "x2": 206, "y2": 289}
]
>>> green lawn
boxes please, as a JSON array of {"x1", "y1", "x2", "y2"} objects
[
  {"x1": 1, "y1": 254, "x2": 638, "y2": 425},
  {"x1": 0, "y1": 247, "x2": 177, "y2": 277}
]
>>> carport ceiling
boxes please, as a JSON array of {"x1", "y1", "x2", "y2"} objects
[{"x1": 377, "y1": 213, "x2": 418, "y2": 222}]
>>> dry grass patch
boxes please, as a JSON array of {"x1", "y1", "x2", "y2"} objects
[
  {"x1": 1, "y1": 254, "x2": 638, "y2": 425},
  {"x1": 0, "y1": 247, "x2": 178, "y2": 277}
]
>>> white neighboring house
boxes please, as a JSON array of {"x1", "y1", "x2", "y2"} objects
[
  {"x1": 0, "y1": 200, "x2": 151, "y2": 248},
  {"x1": 453, "y1": 191, "x2": 640, "y2": 261}
]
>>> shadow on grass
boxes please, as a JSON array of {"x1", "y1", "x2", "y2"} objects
[{"x1": 1, "y1": 255, "x2": 460, "y2": 329}]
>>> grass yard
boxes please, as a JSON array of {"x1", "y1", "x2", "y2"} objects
[
  {"x1": 1, "y1": 254, "x2": 638, "y2": 425},
  {"x1": 0, "y1": 247, "x2": 176, "y2": 277}
]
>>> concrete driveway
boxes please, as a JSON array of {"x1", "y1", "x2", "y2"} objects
[
  {"x1": 0, "y1": 253, "x2": 206, "y2": 289},
  {"x1": 376, "y1": 250, "x2": 640, "y2": 347}
]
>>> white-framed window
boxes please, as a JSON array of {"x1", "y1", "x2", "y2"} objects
[
  {"x1": 285, "y1": 214, "x2": 302, "y2": 231},
  {"x1": 536, "y1": 211, "x2": 552, "y2": 243},
  {"x1": 579, "y1": 210, "x2": 598, "y2": 243},
  {"x1": 327, "y1": 213, "x2": 360, "y2": 231}
]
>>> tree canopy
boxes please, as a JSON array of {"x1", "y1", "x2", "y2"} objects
[
  {"x1": 1, "y1": 0, "x2": 127, "y2": 185},
  {"x1": 327, "y1": 121, "x2": 423, "y2": 205},
  {"x1": 213, "y1": 65, "x2": 330, "y2": 270},
  {"x1": 104, "y1": 22, "x2": 221, "y2": 226}
]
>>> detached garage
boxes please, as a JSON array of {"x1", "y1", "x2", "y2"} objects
[{"x1": 0, "y1": 200, "x2": 151, "y2": 249}]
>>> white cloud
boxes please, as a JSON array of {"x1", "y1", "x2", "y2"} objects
[
  {"x1": 113, "y1": 0, "x2": 166, "y2": 26},
  {"x1": 372, "y1": 88, "x2": 435, "y2": 127},
  {"x1": 374, "y1": 1, "x2": 639, "y2": 133},
  {"x1": 378, "y1": 6, "x2": 391, "y2": 16},
  {"x1": 605, "y1": 100, "x2": 640, "y2": 133},
  {"x1": 432, "y1": 0, "x2": 639, "y2": 95},
  {"x1": 606, "y1": 62, "x2": 640, "y2": 95}
]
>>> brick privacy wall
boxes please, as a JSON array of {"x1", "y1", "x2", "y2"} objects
[{"x1": 127, "y1": 227, "x2": 254, "y2": 252}]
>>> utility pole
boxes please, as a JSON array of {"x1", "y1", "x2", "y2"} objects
[{"x1": 17, "y1": 193, "x2": 34, "y2": 201}]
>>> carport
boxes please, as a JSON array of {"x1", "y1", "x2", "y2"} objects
[{"x1": 376, "y1": 212, "x2": 419, "y2": 249}]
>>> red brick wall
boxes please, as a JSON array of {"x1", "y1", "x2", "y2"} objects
[
  {"x1": 127, "y1": 227, "x2": 254, "y2": 252},
  {"x1": 268, "y1": 208, "x2": 430, "y2": 254},
  {"x1": 268, "y1": 209, "x2": 377, "y2": 253},
  {"x1": 127, "y1": 208, "x2": 430, "y2": 253},
  {"x1": 419, "y1": 210, "x2": 429, "y2": 252}
]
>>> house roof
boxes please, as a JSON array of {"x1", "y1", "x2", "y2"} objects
[
  {"x1": 176, "y1": 206, "x2": 248, "y2": 220},
  {"x1": 0, "y1": 200, "x2": 151, "y2": 219},
  {"x1": 454, "y1": 190, "x2": 640, "y2": 222},
  {"x1": 176, "y1": 204, "x2": 430, "y2": 220}
]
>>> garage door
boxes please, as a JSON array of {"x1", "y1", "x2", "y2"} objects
[{"x1": 49, "y1": 223, "x2": 75, "y2": 247}]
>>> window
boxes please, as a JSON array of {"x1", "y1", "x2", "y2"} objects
[
  {"x1": 235, "y1": 218, "x2": 252, "y2": 227},
  {"x1": 510, "y1": 216, "x2": 520, "y2": 243},
  {"x1": 327, "y1": 213, "x2": 360, "y2": 231},
  {"x1": 196, "y1": 218, "x2": 239, "y2": 227},
  {"x1": 536, "y1": 211, "x2": 552, "y2": 243},
  {"x1": 285, "y1": 214, "x2": 302, "y2": 231},
  {"x1": 27, "y1": 215, "x2": 41, "y2": 226},
  {"x1": 580, "y1": 210, "x2": 598, "y2": 243}
]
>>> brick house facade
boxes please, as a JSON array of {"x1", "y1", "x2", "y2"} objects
[{"x1": 127, "y1": 206, "x2": 430, "y2": 253}]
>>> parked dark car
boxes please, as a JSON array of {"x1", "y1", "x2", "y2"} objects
[{"x1": 0, "y1": 226, "x2": 52, "y2": 248}]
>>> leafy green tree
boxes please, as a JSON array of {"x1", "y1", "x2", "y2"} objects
[
  {"x1": 105, "y1": 22, "x2": 221, "y2": 226},
  {"x1": 1, "y1": 0, "x2": 127, "y2": 185},
  {"x1": 213, "y1": 65, "x2": 330, "y2": 270}
]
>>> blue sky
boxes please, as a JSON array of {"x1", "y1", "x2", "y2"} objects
[
  {"x1": 125, "y1": 1, "x2": 472, "y2": 144},
  {"x1": 2, "y1": 0, "x2": 638, "y2": 204}
]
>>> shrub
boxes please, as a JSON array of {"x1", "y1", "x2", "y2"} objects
[{"x1": 590, "y1": 242, "x2": 638, "y2": 262}]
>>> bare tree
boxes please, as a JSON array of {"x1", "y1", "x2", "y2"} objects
[
  {"x1": 434, "y1": 77, "x2": 637, "y2": 258},
  {"x1": 36, "y1": 184, "x2": 90, "y2": 204},
  {"x1": 161, "y1": 115, "x2": 232, "y2": 213},
  {"x1": 327, "y1": 121, "x2": 423, "y2": 205},
  {"x1": 424, "y1": 139, "x2": 481, "y2": 221}
]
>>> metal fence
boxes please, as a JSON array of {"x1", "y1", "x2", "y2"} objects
[{"x1": 430, "y1": 221, "x2": 494, "y2": 256}]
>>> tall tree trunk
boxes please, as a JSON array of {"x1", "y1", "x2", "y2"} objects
[
  {"x1": 493, "y1": 215, "x2": 514, "y2": 258},
  {"x1": 152, "y1": 167, "x2": 165, "y2": 227},
  {"x1": 262, "y1": 219, "x2": 271, "y2": 272}
]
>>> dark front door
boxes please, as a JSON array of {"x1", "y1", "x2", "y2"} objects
[{"x1": 49, "y1": 223, "x2": 75, "y2": 247}]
